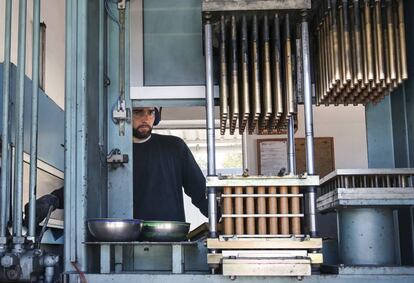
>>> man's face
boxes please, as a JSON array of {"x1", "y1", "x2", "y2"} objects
[{"x1": 132, "y1": 107, "x2": 156, "y2": 139}]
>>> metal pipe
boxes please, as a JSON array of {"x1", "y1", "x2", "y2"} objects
[
  {"x1": 272, "y1": 14, "x2": 283, "y2": 121},
  {"x1": 261, "y1": 15, "x2": 272, "y2": 125},
  {"x1": 229, "y1": 15, "x2": 239, "y2": 134},
  {"x1": 13, "y1": 0, "x2": 28, "y2": 244},
  {"x1": 284, "y1": 14, "x2": 294, "y2": 117},
  {"x1": 204, "y1": 19, "x2": 218, "y2": 238},
  {"x1": 64, "y1": 0, "x2": 75, "y2": 271},
  {"x1": 249, "y1": 15, "x2": 261, "y2": 134},
  {"x1": 353, "y1": 0, "x2": 363, "y2": 82},
  {"x1": 118, "y1": 7, "x2": 126, "y2": 136},
  {"x1": 205, "y1": 20, "x2": 216, "y2": 177},
  {"x1": 397, "y1": 0, "x2": 407, "y2": 80},
  {"x1": 28, "y1": 0, "x2": 41, "y2": 239},
  {"x1": 242, "y1": 131, "x2": 248, "y2": 170},
  {"x1": 302, "y1": 17, "x2": 317, "y2": 236},
  {"x1": 364, "y1": 0, "x2": 374, "y2": 81},
  {"x1": 240, "y1": 15, "x2": 249, "y2": 134},
  {"x1": 386, "y1": 0, "x2": 396, "y2": 81},
  {"x1": 0, "y1": 0, "x2": 13, "y2": 242},
  {"x1": 288, "y1": 116, "x2": 296, "y2": 175},
  {"x1": 219, "y1": 16, "x2": 228, "y2": 135}
]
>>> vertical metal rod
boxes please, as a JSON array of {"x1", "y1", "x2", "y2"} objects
[
  {"x1": 0, "y1": 0, "x2": 13, "y2": 241},
  {"x1": 219, "y1": 16, "x2": 228, "y2": 135},
  {"x1": 302, "y1": 16, "x2": 317, "y2": 236},
  {"x1": 13, "y1": 0, "x2": 28, "y2": 243},
  {"x1": 118, "y1": 7, "x2": 126, "y2": 136},
  {"x1": 288, "y1": 116, "x2": 296, "y2": 174},
  {"x1": 397, "y1": 0, "x2": 407, "y2": 80},
  {"x1": 28, "y1": 0, "x2": 42, "y2": 239},
  {"x1": 64, "y1": 0, "x2": 75, "y2": 271},
  {"x1": 204, "y1": 18, "x2": 218, "y2": 238},
  {"x1": 242, "y1": 131, "x2": 248, "y2": 170}
]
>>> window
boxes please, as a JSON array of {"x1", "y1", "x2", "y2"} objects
[
  {"x1": 153, "y1": 129, "x2": 243, "y2": 175},
  {"x1": 143, "y1": 0, "x2": 205, "y2": 86}
]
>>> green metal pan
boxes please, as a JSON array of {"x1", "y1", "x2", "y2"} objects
[{"x1": 139, "y1": 221, "x2": 190, "y2": 242}]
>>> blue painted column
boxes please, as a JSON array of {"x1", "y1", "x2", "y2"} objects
[{"x1": 365, "y1": 0, "x2": 414, "y2": 265}]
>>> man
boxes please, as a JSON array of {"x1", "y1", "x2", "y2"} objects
[
  {"x1": 132, "y1": 107, "x2": 208, "y2": 221},
  {"x1": 26, "y1": 107, "x2": 208, "y2": 224}
]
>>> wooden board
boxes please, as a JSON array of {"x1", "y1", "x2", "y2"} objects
[
  {"x1": 207, "y1": 238, "x2": 323, "y2": 250},
  {"x1": 257, "y1": 137, "x2": 335, "y2": 178},
  {"x1": 207, "y1": 252, "x2": 323, "y2": 264}
]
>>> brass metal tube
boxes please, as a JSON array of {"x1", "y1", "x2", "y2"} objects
[
  {"x1": 325, "y1": 10, "x2": 334, "y2": 93},
  {"x1": 323, "y1": 18, "x2": 332, "y2": 99},
  {"x1": 343, "y1": 0, "x2": 353, "y2": 83},
  {"x1": 249, "y1": 15, "x2": 261, "y2": 134},
  {"x1": 353, "y1": 0, "x2": 364, "y2": 82},
  {"x1": 375, "y1": 0, "x2": 385, "y2": 81},
  {"x1": 261, "y1": 15, "x2": 272, "y2": 125},
  {"x1": 383, "y1": 17, "x2": 391, "y2": 87},
  {"x1": 219, "y1": 16, "x2": 229, "y2": 135},
  {"x1": 257, "y1": 186, "x2": 267, "y2": 234},
  {"x1": 373, "y1": 7, "x2": 380, "y2": 87},
  {"x1": 235, "y1": 186, "x2": 244, "y2": 235},
  {"x1": 339, "y1": 3, "x2": 346, "y2": 91},
  {"x1": 230, "y1": 15, "x2": 239, "y2": 134},
  {"x1": 284, "y1": 14, "x2": 294, "y2": 118},
  {"x1": 364, "y1": 0, "x2": 374, "y2": 81},
  {"x1": 272, "y1": 14, "x2": 284, "y2": 120},
  {"x1": 397, "y1": 0, "x2": 407, "y2": 80},
  {"x1": 268, "y1": 186, "x2": 278, "y2": 234},
  {"x1": 246, "y1": 186, "x2": 255, "y2": 235},
  {"x1": 223, "y1": 187, "x2": 234, "y2": 235},
  {"x1": 331, "y1": 0, "x2": 342, "y2": 84},
  {"x1": 362, "y1": 8, "x2": 370, "y2": 87},
  {"x1": 386, "y1": 0, "x2": 396, "y2": 81},
  {"x1": 393, "y1": 2, "x2": 402, "y2": 84},
  {"x1": 240, "y1": 15, "x2": 250, "y2": 134}
]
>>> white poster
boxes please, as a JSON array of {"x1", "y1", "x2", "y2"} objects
[{"x1": 259, "y1": 140, "x2": 288, "y2": 176}]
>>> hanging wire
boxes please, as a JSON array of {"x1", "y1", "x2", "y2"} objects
[{"x1": 104, "y1": 0, "x2": 121, "y2": 28}]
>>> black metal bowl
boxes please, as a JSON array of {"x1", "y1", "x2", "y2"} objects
[
  {"x1": 139, "y1": 221, "x2": 190, "y2": 242},
  {"x1": 87, "y1": 218, "x2": 143, "y2": 242}
]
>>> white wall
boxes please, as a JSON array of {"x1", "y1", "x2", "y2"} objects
[
  {"x1": 0, "y1": 0, "x2": 65, "y2": 109},
  {"x1": 246, "y1": 105, "x2": 369, "y2": 174}
]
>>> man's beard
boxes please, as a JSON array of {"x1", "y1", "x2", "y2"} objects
[{"x1": 133, "y1": 125, "x2": 152, "y2": 139}]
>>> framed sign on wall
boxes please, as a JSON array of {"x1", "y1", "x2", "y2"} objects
[{"x1": 257, "y1": 137, "x2": 335, "y2": 177}]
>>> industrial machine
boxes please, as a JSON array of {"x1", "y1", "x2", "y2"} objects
[{"x1": 1, "y1": 0, "x2": 414, "y2": 282}]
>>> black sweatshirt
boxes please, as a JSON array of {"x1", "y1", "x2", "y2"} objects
[{"x1": 133, "y1": 134, "x2": 208, "y2": 221}]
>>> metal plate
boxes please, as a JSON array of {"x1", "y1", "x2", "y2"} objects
[
  {"x1": 202, "y1": 0, "x2": 311, "y2": 12},
  {"x1": 206, "y1": 175, "x2": 319, "y2": 187},
  {"x1": 317, "y1": 188, "x2": 414, "y2": 212}
]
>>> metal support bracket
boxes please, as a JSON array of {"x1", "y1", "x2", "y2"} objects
[{"x1": 172, "y1": 244, "x2": 184, "y2": 274}]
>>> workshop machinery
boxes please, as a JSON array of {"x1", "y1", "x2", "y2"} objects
[{"x1": 1, "y1": 0, "x2": 414, "y2": 282}]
